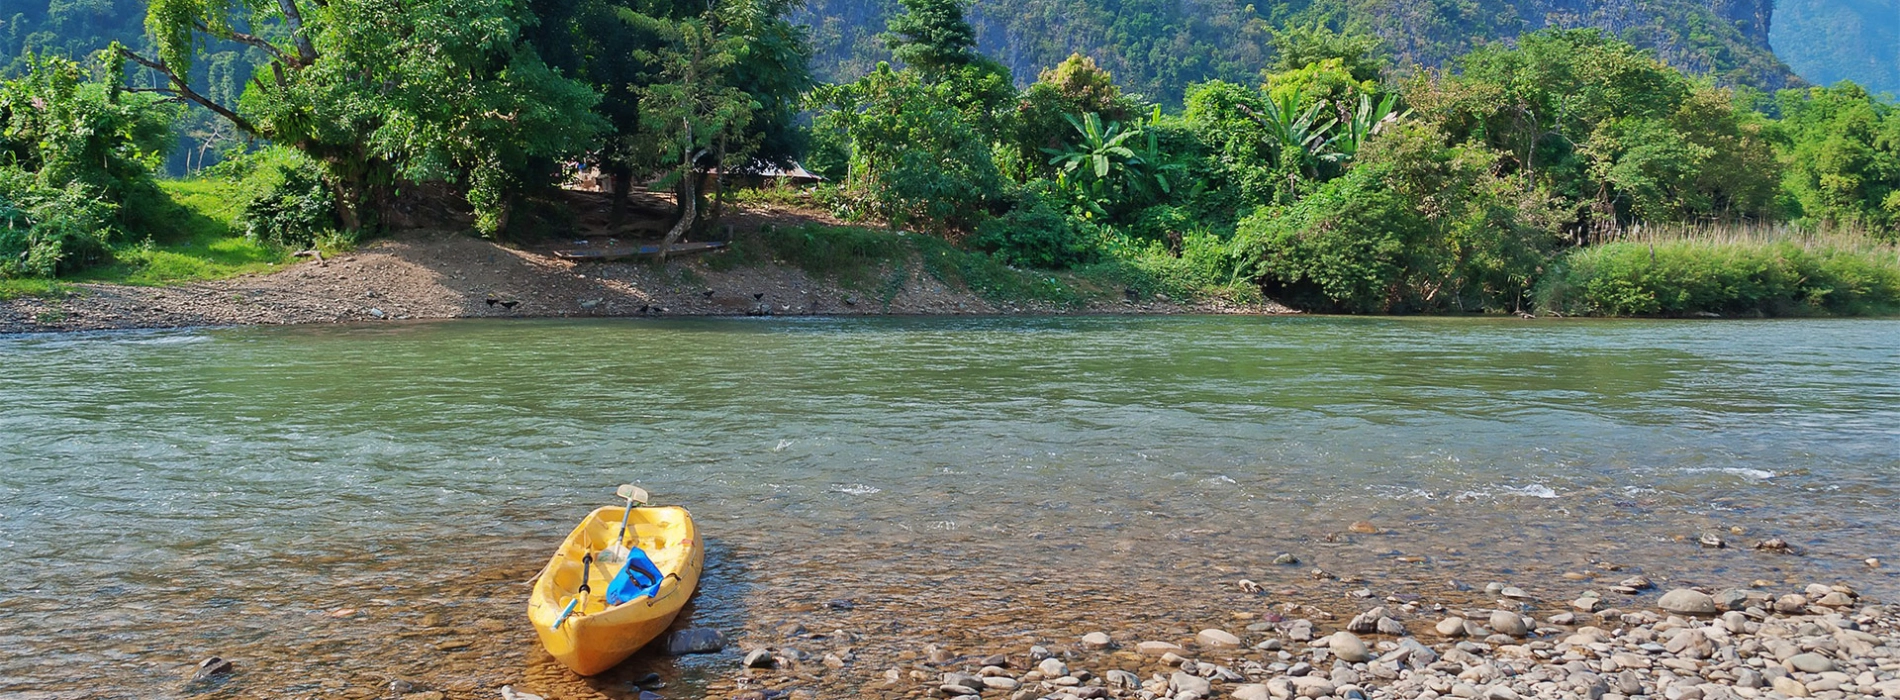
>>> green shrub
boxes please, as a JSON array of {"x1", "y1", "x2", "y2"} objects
[
  {"x1": 1538, "y1": 238, "x2": 1900, "y2": 316},
  {"x1": 970, "y1": 185, "x2": 1096, "y2": 269},
  {"x1": 0, "y1": 168, "x2": 115, "y2": 277},
  {"x1": 207, "y1": 147, "x2": 340, "y2": 248}
]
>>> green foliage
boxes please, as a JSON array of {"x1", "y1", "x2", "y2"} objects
[
  {"x1": 1268, "y1": 23, "x2": 1385, "y2": 84},
  {"x1": 1539, "y1": 235, "x2": 1900, "y2": 316},
  {"x1": 0, "y1": 53, "x2": 177, "y2": 277},
  {"x1": 0, "y1": 169, "x2": 116, "y2": 277},
  {"x1": 811, "y1": 63, "x2": 1004, "y2": 231},
  {"x1": 1233, "y1": 121, "x2": 1564, "y2": 312},
  {"x1": 882, "y1": 0, "x2": 978, "y2": 77},
  {"x1": 1774, "y1": 84, "x2": 1900, "y2": 236},
  {"x1": 971, "y1": 183, "x2": 1095, "y2": 269},
  {"x1": 1413, "y1": 29, "x2": 1781, "y2": 227},
  {"x1": 214, "y1": 148, "x2": 339, "y2": 248},
  {"x1": 146, "y1": 0, "x2": 605, "y2": 234}
]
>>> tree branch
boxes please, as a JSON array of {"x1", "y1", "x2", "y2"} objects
[
  {"x1": 118, "y1": 47, "x2": 258, "y2": 135},
  {"x1": 195, "y1": 20, "x2": 295, "y2": 66},
  {"x1": 276, "y1": 0, "x2": 319, "y2": 65}
]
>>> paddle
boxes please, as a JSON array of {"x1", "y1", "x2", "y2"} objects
[{"x1": 605, "y1": 484, "x2": 648, "y2": 562}]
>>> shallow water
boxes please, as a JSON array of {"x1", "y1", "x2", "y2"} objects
[{"x1": 2, "y1": 316, "x2": 1897, "y2": 699}]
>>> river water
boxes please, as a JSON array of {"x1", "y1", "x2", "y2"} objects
[{"x1": 2, "y1": 316, "x2": 1897, "y2": 699}]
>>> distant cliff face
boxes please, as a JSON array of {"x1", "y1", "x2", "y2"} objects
[{"x1": 793, "y1": 0, "x2": 1801, "y2": 103}]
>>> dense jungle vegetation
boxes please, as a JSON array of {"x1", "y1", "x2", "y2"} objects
[{"x1": 2, "y1": 0, "x2": 1898, "y2": 315}]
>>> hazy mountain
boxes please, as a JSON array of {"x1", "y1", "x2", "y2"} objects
[{"x1": 1771, "y1": 0, "x2": 1899, "y2": 95}]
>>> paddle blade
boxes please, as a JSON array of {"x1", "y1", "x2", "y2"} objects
[{"x1": 616, "y1": 484, "x2": 649, "y2": 505}]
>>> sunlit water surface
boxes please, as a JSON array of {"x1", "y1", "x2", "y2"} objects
[{"x1": 2, "y1": 316, "x2": 1897, "y2": 699}]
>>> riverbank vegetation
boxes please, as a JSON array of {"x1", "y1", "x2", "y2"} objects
[{"x1": 4, "y1": 0, "x2": 1899, "y2": 316}]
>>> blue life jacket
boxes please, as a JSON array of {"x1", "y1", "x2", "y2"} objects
[{"x1": 605, "y1": 547, "x2": 664, "y2": 605}]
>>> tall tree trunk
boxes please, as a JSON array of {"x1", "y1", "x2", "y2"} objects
[
  {"x1": 608, "y1": 163, "x2": 632, "y2": 228},
  {"x1": 659, "y1": 117, "x2": 695, "y2": 262}
]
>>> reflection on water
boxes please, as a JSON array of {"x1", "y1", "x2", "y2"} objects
[{"x1": 2, "y1": 316, "x2": 1898, "y2": 698}]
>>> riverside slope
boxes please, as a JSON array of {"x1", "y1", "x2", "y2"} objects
[{"x1": 0, "y1": 230, "x2": 1283, "y2": 335}]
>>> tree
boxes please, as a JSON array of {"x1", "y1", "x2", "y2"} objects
[
  {"x1": 811, "y1": 63, "x2": 1002, "y2": 231},
  {"x1": 130, "y1": 0, "x2": 604, "y2": 234},
  {"x1": 1775, "y1": 83, "x2": 1900, "y2": 235},
  {"x1": 881, "y1": 0, "x2": 978, "y2": 77},
  {"x1": 1268, "y1": 22, "x2": 1385, "y2": 84},
  {"x1": 630, "y1": 12, "x2": 759, "y2": 257}
]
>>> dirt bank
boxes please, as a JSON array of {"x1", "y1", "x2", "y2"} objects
[{"x1": 0, "y1": 197, "x2": 1291, "y2": 335}]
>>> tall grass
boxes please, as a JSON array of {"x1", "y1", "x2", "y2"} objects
[{"x1": 1539, "y1": 224, "x2": 1900, "y2": 316}]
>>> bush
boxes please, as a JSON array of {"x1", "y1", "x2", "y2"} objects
[
  {"x1": 971, "y1": 185, "x2": 1096, "y2": 269},
  {"x1": 1537, "y1": 237, "x2": 1900, "y2": 316},
  {"x1": 208, "y1": 147, "x2": 340, "y2": 248},
  {"x1": 0, "y1": 168, "x2": 116, "y2": 277}
]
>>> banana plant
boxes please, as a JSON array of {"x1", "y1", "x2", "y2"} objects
[
  {"x1": 1330, "y1": 93, "x2": 1407, "y2": 161},
  {"x1": 1044, "y1": 112, "x2": 1139, "y2": 181},
  {"x1": 1124, "y1": 105, "x2": 1189, "y2": 204},
  {"x1": 1240, "y1": 88, "x2": 1337, "y2": 180}
]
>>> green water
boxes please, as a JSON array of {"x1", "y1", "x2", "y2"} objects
[{"x1": 2, "y1": 316, "x2": 1897, "y2": 698}]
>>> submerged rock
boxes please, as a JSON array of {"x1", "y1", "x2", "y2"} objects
[{"x1": 662, "y1": 628, "x2": 727, "y2": 655}]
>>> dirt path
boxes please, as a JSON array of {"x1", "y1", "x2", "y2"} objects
[{"x1": 0, "y1": 196, "x2": 1291, "y2": 335}]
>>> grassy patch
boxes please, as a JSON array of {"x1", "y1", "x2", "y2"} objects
[
  {"x1": 2, "y1": 179, "x2": 296, "y2": 297},
  {"x1": 1538, "y1": 225, "x2": 1900, "y2": 316},
  {"x1": 69, "y1": 180, "x2": 294, "y2": 287},
  {"x1": 0, "y1": 277, "x2": 68, "y2": 300},
  {"x1": 711, "y1": 223, "x2": 911, "y2": 288}
]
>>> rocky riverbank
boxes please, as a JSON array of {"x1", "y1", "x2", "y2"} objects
[{"x1": 581, "y1": 579, "x2": 1900, "y2": 700}]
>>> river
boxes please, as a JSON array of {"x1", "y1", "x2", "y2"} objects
[{"x1": 2, "y1": 316, "x2": 1896, "y2": 699}]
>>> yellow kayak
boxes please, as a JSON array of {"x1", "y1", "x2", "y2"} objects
[{"x1": 527, "y1": 504, "x2": 703, "y2": 676}]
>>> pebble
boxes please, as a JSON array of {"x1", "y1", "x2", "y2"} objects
[
  {"x1": 1658, "y1": 589, "x2": 1718, "y2": 615},
  {"x1": 1437, "y1": 616, "x2": 1468, "y2": 637},
  {"x1": 1197, "y1": 629, "x2": 1242, "y2": 648},
  {"x1": 189, "y1": 656, "x2": 233, "y2": 682},
  {"x1": 1329, "y1": 631, "x2": 1372, "y2": 662},
  {"x1": 1037, "y1": 657, "x2": 1068, "y2": 678},
  {"x1": 743, "y1": 648, "x2": 776, "y2": 668},
  {"x1": 1137, "y1": 641, "x2": 1183, "y2": 656},
  {"x1": 1171, "y1": 671, "x2": 1212, "y2": 696},
  {"x1": 1772, "y1": 676, "x2": 1810, "y2": 697},
  {"x1": 1787, "y1": 652, "x2": 1834, "y2": 673},
  {"x1": 1082, "y1": 631, "x2": 1113, "y2": 649},
  {"x1": 1488, "y1": 610, "x2": 1528, "y2": 637}
]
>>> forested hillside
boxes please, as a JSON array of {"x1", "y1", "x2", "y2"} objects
[
  {"x1": 1772, "y1": 0, "x2": 1899, "y2": 95},
  {"x1": 794, "y1": 0, "x2": 1797, "y2": 103},
  {"x1": 0, "y1": 0, "x2": 1840, "y2": 106}
]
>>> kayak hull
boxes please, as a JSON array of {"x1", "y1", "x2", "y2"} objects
[{"x1": 527, "y1": 505, "x2": 703, "y2": 676}]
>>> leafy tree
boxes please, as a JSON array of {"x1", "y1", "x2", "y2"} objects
[
  {"x1": 1412, "y1": 29, "x2": 1780, "y2": 228},
  {"x1": 131, "y1": 0, "x2": 605, "y2": 235},
  {"x1": 881, "y1": 0, "x2": 979, "y2": 77},
  {"x1": 1268, "y1": 22, "x2": 1385, "y2": 84},
  {"x1": 811, "y1": 63, "x2": 1002, "y2": 231},
  {"x1": 1234, "y1": 121, "x2": 1565, "y2": 312},
  {"x1": 1774, "y1": 83, "x2": 1900, "y2": 235},
  {"x1": 630, "y1": 12, "x2": 760, "y2": 256},
  {"x1": 1005, "y1": 54, "x2": 1143, "y2": 180}
]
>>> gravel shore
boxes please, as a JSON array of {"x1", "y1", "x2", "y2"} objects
[{"x1": 650, "y1": 580, "x2": 1900, "y2": 700}]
